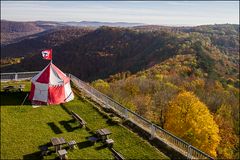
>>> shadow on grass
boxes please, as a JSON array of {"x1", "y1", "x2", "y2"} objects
[
  {"x1": 59, "y1": 104, "x2": 92, "y2": 132},
  {"x1": 77, "y1": 141, "x2": 93, "y2": 149},
  {"x1": 106, "y1": 119, "x2": 119, "y2": 126},
  {"x1": 23, "y1": 151, "x2": 42, "y2": 160},
  {"x1": 95, "y1": 144, "x2": 107, "y2": 150},
  {"x1": 85, "y1": 126, "x2": 91, "y2": 132},
  {"x1": 39, "y1": 142, "x2": 52, "y2": 148},
  {"x1": 85, "y1": 135, "x2": 94, "y2": 140},
  {"x1": 59, "y1": 120, "x2": 79, "y2": 132},
  {"x1": 60, "y1": 103, "x2": 71, "y2": 115},
  {"x1": 0, "y1": 91, "x2": 31, "y2": 106},
  {"x1": 47, "y1": 122, "x2": 63, "y2": 134}
]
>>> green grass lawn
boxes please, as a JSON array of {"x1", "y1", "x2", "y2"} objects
[{"x1": 1, "y1": 81, "x2": 168, "y2": 159}]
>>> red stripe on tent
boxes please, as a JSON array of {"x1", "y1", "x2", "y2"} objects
[
  {"x1": 48, "y1": 85, "x2": 65, "y2": 104},
  {"x1": 36, "y1": 63, "x2": 51, "y2": 83}
]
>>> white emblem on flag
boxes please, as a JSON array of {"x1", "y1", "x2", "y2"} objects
[{"x1": 42, "y1": 51, "x2": 49, "y2": 58}]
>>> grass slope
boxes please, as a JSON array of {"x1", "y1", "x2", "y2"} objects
[{"x1": 1, "y1": 81, "x2": 168, "y2": 159}]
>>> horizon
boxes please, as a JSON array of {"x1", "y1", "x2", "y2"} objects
[
  {"x1": 1, "y1": 19, "x2": 239, "y2": 27},
  {"x1": 1, "y1": 1, "x2": 239, "y2": 26}
]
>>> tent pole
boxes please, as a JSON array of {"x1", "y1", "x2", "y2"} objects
[{"x1": 21, "y1": 93, "x2": 28, "y2": 105}]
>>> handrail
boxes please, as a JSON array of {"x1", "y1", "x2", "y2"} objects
[
  {"x1": 0, "y1": 71, "x2": 40, "y2": 81},
  {"x1": 154, "y1": 124, "x2": 189, "y2": 146},
  {"x1": 0, "y1": 71, "x2": 40, "y2": 75},
  {"x1": 69, "y1": 73, "x2": 213, "y2": 159}
]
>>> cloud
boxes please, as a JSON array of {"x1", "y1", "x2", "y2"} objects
[{"x1": 1, "y1": 1, "x2": 239, "y2": 25}]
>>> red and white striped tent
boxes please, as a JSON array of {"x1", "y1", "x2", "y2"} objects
[{"x1": 29, "y1": 62, "x2": 74, "y2": 105}]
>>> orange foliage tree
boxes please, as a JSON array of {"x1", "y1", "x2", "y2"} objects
[{"x1": 215, "y1": 104, "x2": 239, "y2": 159}]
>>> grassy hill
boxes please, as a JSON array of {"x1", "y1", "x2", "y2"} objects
[{"x1": 0, "y1": 81, "x2": 168, "y2": 159}]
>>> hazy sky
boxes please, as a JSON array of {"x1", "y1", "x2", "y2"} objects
[{"x1": 1, "y1": 1, "x2": 239, "y2": 26}]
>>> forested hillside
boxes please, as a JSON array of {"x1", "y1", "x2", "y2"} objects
[
  {"x1": 92, "y1": 54, "x2": 239, "y2": 158},
  {"x1": 1, "y1": 27, "x2": 92, "y2": 66},
  {"x1": 1, "y1": 27, "x2": 92, "y2": 58},
  {"x1": 2, "y1": 25, "x2": 239, "y2": 82}
]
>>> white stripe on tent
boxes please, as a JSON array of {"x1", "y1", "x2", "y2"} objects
[
  {"x1": 64, "y1": 82, "x2": 74, "y2": 102},
  {"x1": 49, "y1": 65, "x2": 64, "y2": 85},
  {"x1": 32, "y1": 82, "x2": 48, "y2": 102}
]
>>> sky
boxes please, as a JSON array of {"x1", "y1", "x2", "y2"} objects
[{"x1": 1, "y1": 1, "x2": 239, "y2": 26}]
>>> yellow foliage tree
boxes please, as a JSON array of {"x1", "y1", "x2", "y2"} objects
[
  {"x1": 124, "y1": 79, "x2": 140, "y2": 96},
  {"x1": 92, "y1": 79, "x2": 110, "y2": 94},
  {"x1": 164, "y1": 91, "x2": 220, "y2": 157}
]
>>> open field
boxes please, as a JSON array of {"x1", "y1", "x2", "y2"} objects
[{"x1": 1, "y1": 81, "x2": 168, "y2": 159}]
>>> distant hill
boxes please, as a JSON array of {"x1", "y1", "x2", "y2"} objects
[
  {"x1": 1, "y1": 20, "x2": 65, "y2": 45},
  {"x1": 1, "y1": 20, "x2": 145, "y2": 45},
  {"x1": 1, "y1": 20, "x2": 44, "y2": 33},
  {"x1": 1, "y1": 27, "x2": 93, "y2": 58},
  {"x1": 61, "y1": 21, "x2": 145, "y2": 27},
  {"x1": 1, "y1": 20, "x2": 44, "y2": 45}
]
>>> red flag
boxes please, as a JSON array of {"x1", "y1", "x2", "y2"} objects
[{"x1": 42, "y1": 49, "x2": 52, "y2": 60}]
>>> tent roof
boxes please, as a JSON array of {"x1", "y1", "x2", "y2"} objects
[{"x1": 31, "y1": 62, "x2": 69, "y2": 85}]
